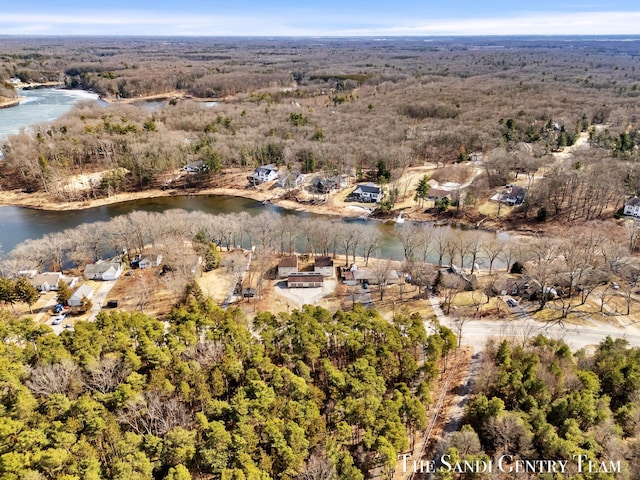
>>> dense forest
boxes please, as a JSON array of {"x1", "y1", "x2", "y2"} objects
[
  {"x1": 1, "y1": 37, "x2": 640, "y2": 225},
  {"x1": 0, "y1": 293, "x2": 453, "y2": 480},
  {"x1": 440, "y1": 336, "x2": 640, "y2": 479}
]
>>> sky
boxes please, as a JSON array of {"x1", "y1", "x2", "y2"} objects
[{"x1": 2, "y1": 1, "x2": 640, "y2": 36}]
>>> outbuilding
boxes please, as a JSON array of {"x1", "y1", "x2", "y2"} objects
[{"x1": 287, "y1": 273, "x2": 324, "y2": 288}]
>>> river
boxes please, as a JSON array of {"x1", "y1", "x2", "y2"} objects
[{"x1": 0, "y1": 88, "x2": 501, "y2": 264}]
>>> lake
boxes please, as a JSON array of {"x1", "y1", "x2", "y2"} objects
[
  {"x1": 0, "y1": 87, "x2": 100, "y2": 142},
  {"x1": 0, "y1": 88, "x2": 501, "y2": 265},
  {"x1": 0, "y1": 195, "x2": 409, "y2": 259}
]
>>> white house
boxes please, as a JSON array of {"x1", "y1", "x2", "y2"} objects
[
  {"x1": 624, "y1": 198, "x2": 640, "y2": 218},
  {"x1": 278, "y1": 256, "x2": 299, "y2": 278},
  {"x1": 248, "y1": 164, "x2": 278, "y2": 184},
  {"x1": 84, "y1": 262, "x2": 122, "y2": 281},
  {"x1": 137, "y1": 254, "x2": 163, "y2": 269},
  {"x1": 68, "y1": 284, "x2": 94, "y2": 307},
  {"x1": 314, "y1": 256, "x2": 334, "y2": 277},
  {"x1": 30, "y1": 272, "x2": 63, "y2": 292},
  {"x1": 352, "y1": 184, "x2": 382, "y2": 203},
  {"x1": 29, "y1": 272, "x2": 78, "y2": 292}
]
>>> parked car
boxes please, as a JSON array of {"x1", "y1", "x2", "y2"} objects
[
  {"x1": 506, "y1": 298, "x2": 518, "y2": 308},
  {"x1": 51, "y1": 313, "x2": 66, "y2": 325}
]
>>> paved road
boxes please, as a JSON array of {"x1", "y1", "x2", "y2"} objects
[
  {"x1": 429, "y1": 296, "x2": 640, "y2": 353},
  {"x1": 427, "y1": 294, "x2": 640, "y2": 440}
]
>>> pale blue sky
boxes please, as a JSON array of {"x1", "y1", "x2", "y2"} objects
[{"x1": 2, "y1": 1, "x2": 640, "y2": 36}]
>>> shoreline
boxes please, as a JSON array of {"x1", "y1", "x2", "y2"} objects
[
  {"x1": 0, "y1": 97, "x2": 21, "y2": 109},
  {"x1": 0, "y1": 184, "x2": 370, "y2": 220}
]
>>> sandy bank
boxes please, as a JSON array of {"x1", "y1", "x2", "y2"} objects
[
  {"x1": 0, "y1": 184, "x2": 362, "y2": 220},
  {"x1": 0, "y1": 97, "x2": 21, "y2": 109}
]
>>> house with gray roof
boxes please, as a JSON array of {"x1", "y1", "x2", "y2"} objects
[
  {"x1": 624, "y1": 198, "x2": 640, "y2": 218},
  {"x1": 84, "y1": 262, "x2": 122, "y2": 281},
  {"x1": 351, "y1": 183, "x2": 382, "y2": 203}
]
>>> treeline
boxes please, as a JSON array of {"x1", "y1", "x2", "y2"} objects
[
  {"x1": 437, "y1": 336, "x2": 640, "y2": 478},
  {"x1": 0, "y1": 297, "x2": 453, "y2": 479}
]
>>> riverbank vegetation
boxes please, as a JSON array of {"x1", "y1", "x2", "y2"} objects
[
  {"x1": 1, "y1": 37, "x2": 639, "y2": 228},
  {"x1": 0, "y1": 299, "x2": 450, "y2": 480},
  {"x1": 440, "y1": 335, "x2": 640, "y2": 478},
  {"x1": 1, "y1": 208, "x2": 637, "y2": 325}
]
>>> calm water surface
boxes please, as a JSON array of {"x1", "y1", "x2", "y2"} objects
[{"x1": 0, "y1": 89, "x2": 501, "y2": 265}]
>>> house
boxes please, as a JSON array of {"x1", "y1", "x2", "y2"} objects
[
  {"x1": 351, "y1": 183, "x2": 382, "y2": 203},
  {"x1": 29, "y1": 272, "x2": 78, "y2": 292},
  {"x1": 312, "y1": 175, "x2": 347, "y2": 194},
  {"x1": 288, "y1": 273, "x2": 324, "y2": 288},
  {"x1": 491, "y1": 185, "x2": 527, "y2": 206},
  {"x1": 30, "y1": 272, "x2": 62, "y2": 292},
  {"x1": 183, "y1": 160, "x2": 205, "y2": 173},
  {"x1": 338, "y1": 266, "x2": 358, "y2": 286},
  {"x1": 248, "y1": 164, "x2": 278, "y2": 184},
  {"x1": 624, "y1": 198, "x2": 640, "y2": 218},
  {"x1": 277, "y1": 171, "x2": 304, "y2": 190},
  {"x1": 353, "y1": 269, "x2": 399, "y2": 285},
  {"x1": 314, "y1": 256, "x2": 334, "y2": 277},
  {"x1": 67, "y1": 284, "x2": 94, "y2": 307},
  {"x1": 132, "y1": 254, "x2": 163, "y2": 269},
  {"x1": 278, "y1": 256, "x2": 299, "y2": 278},
  {"x1": 84, "y1": 261, "x2": 122, "y2": 281},
  {"x1": 428, "y1": 188, "x2": 452, "y2": 200}
]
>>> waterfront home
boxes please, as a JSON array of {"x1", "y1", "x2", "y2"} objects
[
  {"x1": 351, "y1": 183, "x2": 382, "y2": 203},
  {"x1": 183, "y1": 160, "x2": 206, "y2": 173},
  {"x1": 248, "y1": 164, "x2": 278, "y2": 184},
  {"x1": 278, "y1": 255, "x2": 299, "y2": 278},
  {"x1": 84, "y1": 261, "x2": 122, "y2": 281},
  {"x1": 132, "y1": 254, "x2": 163, "y2": 269},
  {"x1": 624, "y1": 198, "x2": 640, "y2": 218},
  {"x1": 30, "y1": 272, "x2": 78, "y2": 292},
  {"x1": 353, "y1": 269, "x2": 399, "y2": 285},
  {"x1": 277, "y1": 171, "x2": 304, "y2": 190},
  {"x1": 312, "y1": 175, "x2": 346, "y2": 194},
  {"x1": 314, "y1": 256, "x2": 334, "y2": 277}
]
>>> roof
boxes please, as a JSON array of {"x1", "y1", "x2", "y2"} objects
[
  {"x1": 31, "y1": 272, "x2": 62, "y2": 285},
  {"x1": 354, "y1": 183, "x2": 381, "y2": 194},
  {"x1": 353, "y1": 269, "x2": 399, "y2": 281},
  {"x1": 278, "y1": 256, "x2": 298, "y2": 268},
  {"x1": 256, "y1": 164, "x2": 277, "y2": 173},
  {"x1": 428, "y1": 188, "x2": 451, "y2": 199},
  {"x1": 85, "y1": 262, "x2": 120, "y2": 275},
  {"x1": 626, "y1": 197, "x2": 640, "y2": 207},
  {"x1": 315, "y1": 256, "x2": 333, "y2": 267},
  {"x1": 288, "y1": 273, "x2": 324, "y2": 283},
  {"x1": 70, "y1": 284, "x2": 94, "y2": 299}
]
